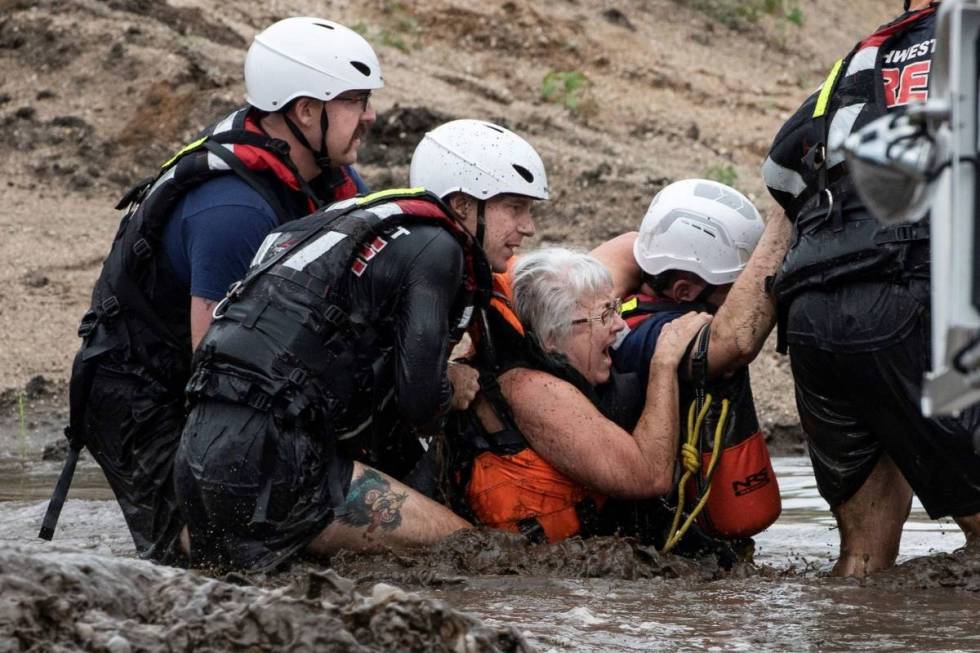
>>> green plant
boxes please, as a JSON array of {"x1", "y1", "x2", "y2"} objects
[
  {"x1": 676, "y1": 0, "x2": 803, "y2": 30},
  {"x1": 351, "y1": 3, "x2": 419, "y2": 54},
  {"x1": 705, "y1": 164, "x2": 738, "y2": 187},
  {"x1": 379, "y1": 30, "x2": 410, "y2": 53},
  {"x1": 540, "y1": 71, "x2": 591, "y2": 113}
]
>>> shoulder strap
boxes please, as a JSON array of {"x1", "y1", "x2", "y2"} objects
[{"x1": 200, "y1": 139, "x2": 292, "y2": 224}]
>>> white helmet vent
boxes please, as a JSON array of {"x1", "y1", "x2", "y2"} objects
[
  {"x1": 351, "y1": 61, "x2": 372, "y2": 77},
  {"x1": 513, "y1": 164, "x2": 534, "y2": 183},
  {"x1": 314, "y1": 22, "x2": 335, "y2": 30},
  {"x1": 695, "y1": 181, "x2": 757, "y2": 221}
]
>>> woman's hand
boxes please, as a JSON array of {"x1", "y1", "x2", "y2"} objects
[
  {"x1": 448, "y1": 361, "x2": 480, "y2": 410},
  {"x1": 651, "y1": 312, "x2": 712, "y2": 371}
]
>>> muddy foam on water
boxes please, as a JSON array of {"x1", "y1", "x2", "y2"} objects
[
  {"x1": 0, "y1": 541, "x2": 530, "y2": 653},
  {"x1": 4, "y1": 455, "x2": 980, "y2": 651}
]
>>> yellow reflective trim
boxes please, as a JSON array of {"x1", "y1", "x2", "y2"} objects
[
  {"x1": 813, "y1": 58, "x2": 843, "y2": 119},
  {"x1": 356, "y1": 187, "x2": 427, "y2": 205},
  {"x1": 621, "y1": 297, "x2": 638, "y2": 313},
  {"x1": 161, "y1": 136, "x2": 208, "y2": 169}
]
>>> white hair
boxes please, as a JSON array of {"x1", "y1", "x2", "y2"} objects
[{"x1": 511, "y1": 247, "x2": 613, "y2": 349}]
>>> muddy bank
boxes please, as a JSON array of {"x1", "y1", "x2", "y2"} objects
[{"x1": 0, "y1": 542, "x2": 530, "y2": 653}]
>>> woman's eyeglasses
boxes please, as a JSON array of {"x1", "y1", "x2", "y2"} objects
[{"x1": 570, "y1": 298, "x2": 623, "y2": 326}]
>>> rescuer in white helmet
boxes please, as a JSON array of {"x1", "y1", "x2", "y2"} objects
[
  {"x1": 410, "y1": 119, "x2": 549, "y2": 273},
  {"x1": 48, "y1": 16, "x2": 384, "y2": 564}
]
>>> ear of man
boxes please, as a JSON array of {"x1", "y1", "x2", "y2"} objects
[
  {"x1": 288, "y1": 97, "x2": 322, "y2": 128},
  {"x1": 666, "y1": 272, "x2": 707, "y2": 303}
]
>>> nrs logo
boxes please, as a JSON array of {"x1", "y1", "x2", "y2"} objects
[
  {"x1": 351, "y1": 226, "x2": 411, "y2": 276},
  {"x1": 732, "y1": 467, "x2": 771, "y2": 497}
]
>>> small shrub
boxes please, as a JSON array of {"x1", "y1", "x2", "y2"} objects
[
  {"x1": 541, "y1": 71, "x2": 594, "y2": 115},
  {"x1": 705, "y1": 164, "x2": 738, "y2": 187},
  {"x1": 675, "y1": 0, "x2": 803, "y2": 31}
]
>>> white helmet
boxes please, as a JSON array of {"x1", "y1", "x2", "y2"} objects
[
  {"x1": 245, "y1": 17, "x2": 384, "y2": 112},
  {"x1": 634, "y1": 179, "x2": 764, "y2": 285},
  {"x1": 409, "y1": 119, "x2": 550, "y2": 201}
]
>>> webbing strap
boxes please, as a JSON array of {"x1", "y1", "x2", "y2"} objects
[
  {"x1": 813, "y1": 58, "x2": 844, "y2": 119},
  {"x1": 38, "y1": 442, "x2": 81, "y2": 541},
  {"x1": 201, "y1": 140, "x2": 291, "y2": 225}
]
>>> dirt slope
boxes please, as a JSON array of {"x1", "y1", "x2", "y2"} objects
[{"x1": 0, "y1": 0, "x2": 896, "y2": 438}]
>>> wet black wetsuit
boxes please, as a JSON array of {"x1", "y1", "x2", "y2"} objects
[
  {"x1": 174, "y1": 214, "x2": 471, "y2": 572},
  {"x1": 764, "y1": 4, "x2": 980, "y2": 518}
]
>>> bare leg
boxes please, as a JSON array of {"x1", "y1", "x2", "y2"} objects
[
  {"x1": 831, "y1": 453, "x2": 912, "y2": 578},
  {"x1": 306, "y1": 461, "x2": 471, "y2": 557},
  {"x1": 179, "y1": 526, "x2": 190, "y2": 556},
  {"x1": 954, "y1": 513, "x2": 980, "y2": 548}
]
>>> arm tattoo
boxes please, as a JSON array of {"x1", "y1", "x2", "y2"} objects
[{"x1": 338, "y1": 469, "x2": 408, "y2": 534}]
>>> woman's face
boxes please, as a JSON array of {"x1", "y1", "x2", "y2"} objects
[{"x1": 556, "y1": 290, "x2": 626, "y2": 386}]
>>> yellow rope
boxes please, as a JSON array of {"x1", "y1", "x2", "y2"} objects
[{"x1": 662, "y1": 396, "x2": 730, "y2": 554}]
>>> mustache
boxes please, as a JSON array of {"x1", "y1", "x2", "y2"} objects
[{"x1": 348, "y1": 124, "x2": 368, "y2": 145}]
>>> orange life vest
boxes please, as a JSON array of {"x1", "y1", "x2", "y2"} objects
[{"x1": 467, "y1": 447, "x2": 605, "y2": 544}]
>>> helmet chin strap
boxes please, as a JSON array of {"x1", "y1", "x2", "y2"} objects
[
  {"x1": 476, "y1": 199, "x2": 487, "y2": 247},
  {"x1": 694, "y1": 283, "x2": 717, "y2": 308},
  {"x1": 281, "y1": 102, "x2": 333, "y2": 173}
]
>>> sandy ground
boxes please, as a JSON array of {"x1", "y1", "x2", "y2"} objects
[{"x1": 0, "y1": 0, "x2": 897, "y2": 434}]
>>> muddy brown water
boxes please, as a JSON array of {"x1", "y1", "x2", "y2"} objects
[{"x1": 2, "y1": 442, "x2": 979, "y2": 651}]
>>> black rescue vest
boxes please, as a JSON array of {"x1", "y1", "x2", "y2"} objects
[
  {"x1": 40, "y1": 108, "x2": 320, "y2": 541},
  {"x1": 768, "y1": 7, "x2": 937, "y2": 346},
  {"x1": 185, "y1": 189, "x2": 487, "y2": 448}
]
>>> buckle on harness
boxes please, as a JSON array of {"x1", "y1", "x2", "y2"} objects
[
  {"x1": 323, "y1": 304, "x2": 348, "y2": 328},
  {"x1": 100, "y1": 296, "x2": 121, "y2": 319},
  {"x1": 132, "y1": 238, "x2": 152, "y2": 260},
  {"x1": 267, "y1": 138, "x2": 291, "y2": 158},
  {"x1": 77, "y1": 310, "x2": 98, "y2": 338},
  {"x1": 894, "y1": 225, "x2": 915, "y2": 242},
  {"x1": 246, "y1": 386, "x2": 271, "y2": 411},
  {"x1": 288, "y1": 368, "x2": 308, "y2": 387}
]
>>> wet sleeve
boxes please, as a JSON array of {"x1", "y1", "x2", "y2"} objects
[
  {"x1": 183, "y1": 201, "x2": 279, "y2": 301},
  {"x1": 393, "y1": 230, "x2": 465, "y2": 424},
  {"x1": 611, "y1": 314, "x2": 677, "y2": 384}
]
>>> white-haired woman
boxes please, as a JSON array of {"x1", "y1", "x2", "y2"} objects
[{"x1": 456, "y1": 247, "x2": 710, "y2": 545}]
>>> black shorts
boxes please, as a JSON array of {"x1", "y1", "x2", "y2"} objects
[
  {"x1": 84, "y1": 364, "x2": 185, "y2": 564},
  {"x1": 789, "y1": 305, "x2": 980, "y2": 519},
  {"x1": 174, "y1": 400, "x2": 353, "y2": 572}
]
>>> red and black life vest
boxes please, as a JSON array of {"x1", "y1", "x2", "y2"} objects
[
  {"x1": 67, "y1": 107, "x2": 357, "y2": 444},
  {"x1": 768, "y1": 5, "x2": 937, "y2": 332}
]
